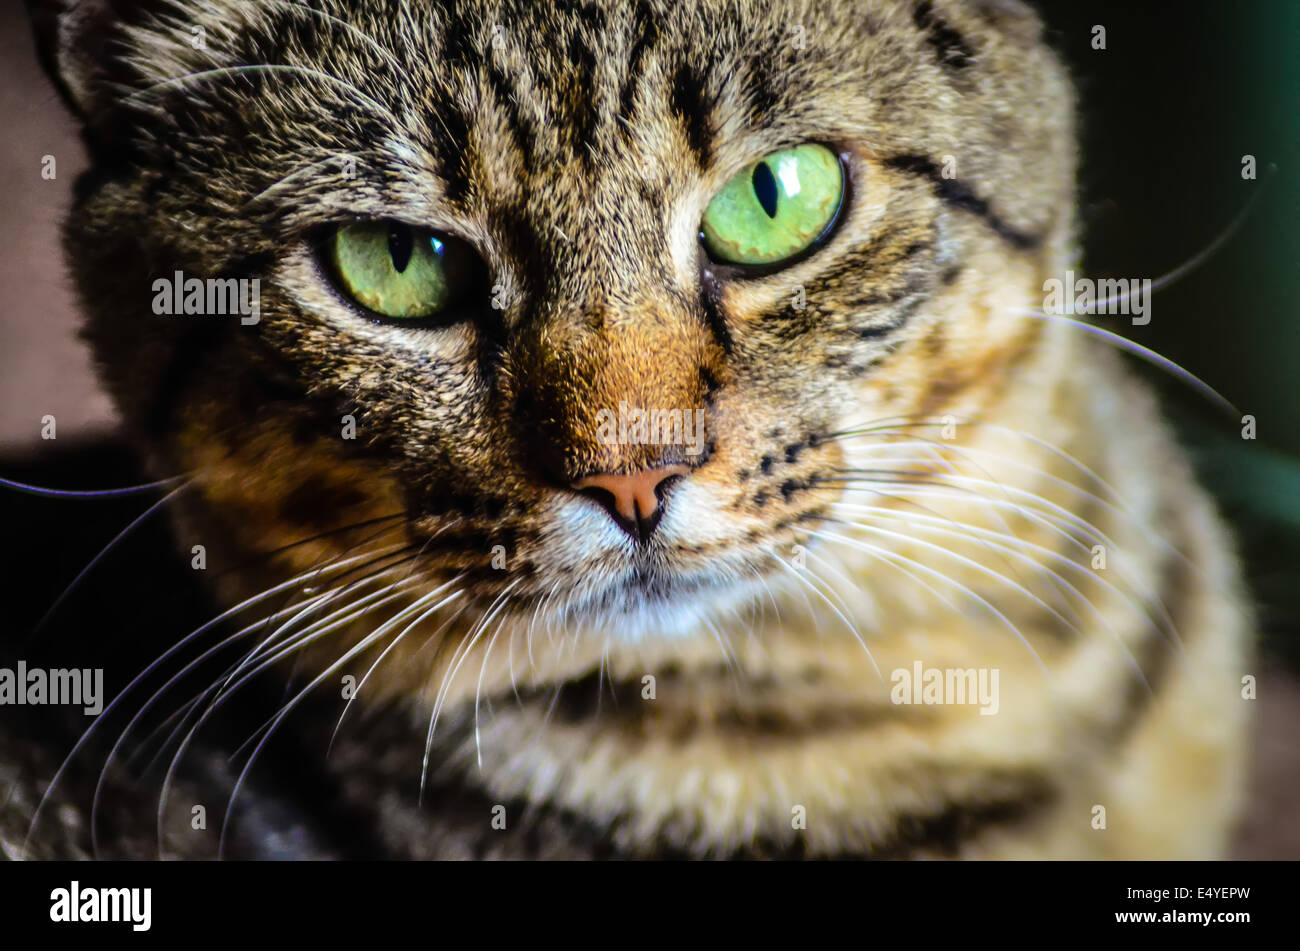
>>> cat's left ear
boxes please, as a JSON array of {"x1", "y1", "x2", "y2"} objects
[{"x1": 26, "y1": 0, "x2": 155, "y2": 122}]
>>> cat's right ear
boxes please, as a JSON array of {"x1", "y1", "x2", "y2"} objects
[{"x1": 26, "y1": 0, "x2": 152, "y2": 122}]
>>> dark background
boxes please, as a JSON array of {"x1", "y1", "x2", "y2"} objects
[
  {"x1": 1040, "y1": 1, "x2": 1300, "y2": 669},
  {"x1": 0, "y1": 1, "x2": 1295, "y2": 857}
]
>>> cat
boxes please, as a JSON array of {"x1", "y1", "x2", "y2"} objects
[{"x1": 8, "y1": 0, "x2": 1251, "y2": 858}]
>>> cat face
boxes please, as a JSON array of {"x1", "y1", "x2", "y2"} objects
[{"x1": 35, "y1": 0, "x2": 1073, "y2": 642}]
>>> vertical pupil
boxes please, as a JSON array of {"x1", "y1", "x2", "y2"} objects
[
  {"x1": 752, "y1": 161, "x2": 779, "y2": 218},
  {"x1": 387, "y1": 224, "x2": 413, "y2": 273}
]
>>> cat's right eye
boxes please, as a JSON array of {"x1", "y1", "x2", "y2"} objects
[{"x1": 326, "y1": 221, "x2": 475, "y2": 321}]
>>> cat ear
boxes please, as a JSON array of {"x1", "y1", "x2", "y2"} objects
[{"x1": 27, "y1": 0, "x2": 155, "y2": 120}]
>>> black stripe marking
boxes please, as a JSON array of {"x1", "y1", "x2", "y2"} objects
[
  {"x1": 567, "y1": 29, "x2": 601, "y2": 165},
  {"x1": 532, "y1": 667, "x2": 924, "y2": 737},
  {"x1": 426, "y1": 102, "x2": 472, "y2": 204},
  {"x1": 573, "y1": 0, "x2": 607, "y2": 33},
  {"x1": 669, "y1": 64, "x2": 715, "y2": 167},
  {"x1": 865, "y1": 776, "x2": 1056, "y2": 858},
  {"x1": 818, "y1": 241, "x2": 934, "y2": 302},
  {"x1": 410, "y1": 736, "x2": 1056, "y2": 858},
  {"x1": 743, "y1": 40, "x2": 785, "y2": 127},
  {"x1": 699, "y1": 267, "x2": 735, "y2": 354},
  {"x1": 437, "y1": 0, "x2": 473, "y2": 67},
  {"x1": 853, "y1": 295, "x2": 927, "y2": 340},
  {"x1": 335, "y1": 692, "x2": 1061, "y2": 859},
  {"x1": 429, "y1": 2, "x2": 477, "y2": 201},
  {"x1": 913, "y1": 0, "x2": 976, "y2": 70},
  {"x1": 485, "y1": 61, "x2": 539, "y2": 174},
  {"x1": 1108, "y1": 520, "x2": 1191, "y2": 744},
  {"x1": 485, "y1": 201, "x2": 549, "y2": 336},
  {"x1": 618, "y1": 1, "x2": 660, "y2": 121},
  {"x1": 884, "y1": 154, "x2": 1041, "y2": 251}
]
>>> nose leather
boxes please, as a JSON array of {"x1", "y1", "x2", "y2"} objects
[{"x1": 572, "y1": 464, "x2": 690, "y2": 536}]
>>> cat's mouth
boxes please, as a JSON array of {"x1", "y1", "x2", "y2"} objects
[
  {"x1": 623, "y1": 564, "x2": 700, "y2": 601},
  {"x1": 540, "y1": 546, "x2": 769, "y2": 640},
  {"x1": 573, "y1": 563, "x2": 705, "y2": 613}
]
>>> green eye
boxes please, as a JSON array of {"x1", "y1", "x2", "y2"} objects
[
  {"x1": 329, "y1": 221, "x2": 472, "y2": 320},
  {"x1": 700, "y1": 143, "x2": 844, "y2": 267}
]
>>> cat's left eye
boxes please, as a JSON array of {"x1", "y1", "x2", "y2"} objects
[
  {"x1": 327, "y1": 221, "x2": 475, "y2": 321},
  {"x1": 700, "y1": 143, "x2": 845, "y2": 269}
]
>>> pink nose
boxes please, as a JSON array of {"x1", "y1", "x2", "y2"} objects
[{"x1": 572, "y1": 465, "x2": 690, "y2": 541}]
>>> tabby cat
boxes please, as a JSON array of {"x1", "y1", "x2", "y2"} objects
[{"x1": 9, "y1": 0, "x2": 1250, "y2": 859}]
